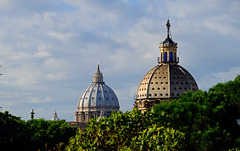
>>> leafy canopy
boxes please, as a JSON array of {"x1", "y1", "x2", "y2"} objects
[
  {"x1": 66, "y1": 109, "x2": 185, "y2": 151},
  {"x1": 67, "y1": 75, "x2": 240, "y2": 151},
  {"x1": 0, "y1": 113, "x2": 77, "y2": 151},
  {"x1": 154, "y1": 75, "x2": 240, "y2": 150}
]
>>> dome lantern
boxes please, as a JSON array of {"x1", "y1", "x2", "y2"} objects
[
  {"x1": 93, "y1": 64, "x2": 104, "y2": 83},
  {"x1": 158, "y1": 20, "x2": 179, "y2": 64}
]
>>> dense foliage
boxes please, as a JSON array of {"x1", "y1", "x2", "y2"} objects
[
  {"x1": 153, "y1": 75, "x2": 240, "y2": 150},
  {"x1": 66, "y1": 109, "x2": 185, "y2": 150},
  {"x1": 2, "y1": 76, "x2": 240, "y2": 150},
  {"x1": 0, "y1": 111, "x2": 28, "y2": 150},
  {"x1": 0, "y1": 113, "x2": 76, "y2": 151},
  {"x1": 67, "y1": 75, "x2": 240, "y2": 150},
  {"x1": 26, "y1": 119, "x2": 76, "y2": 150}
]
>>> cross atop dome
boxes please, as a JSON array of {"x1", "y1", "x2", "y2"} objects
[
  {"x1": 158, "y1": 19, "x2": 178, "y2": 64},
  {"x1": 160, "y1": 19, "x2": 177, "y2": 47},
  {"x1": 166, "y1": 19, "x2": 171, "y2": 38}
]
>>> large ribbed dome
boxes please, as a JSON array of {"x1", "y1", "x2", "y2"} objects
[
  {"x1": 77, "y1": 81, "x2": 119, "y2": 110},
  {"x1": 136, "y1": 64, "x2": 198, "y2": 100},
  {"x1": 75, "y1": 65, "x2": 119, "y2": 123},
  {"x1": 134, "y1": 20, "x2": 198, "y2": 111}
]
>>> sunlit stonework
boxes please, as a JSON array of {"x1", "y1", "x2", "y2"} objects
[{"x1": 134, "y1": 20, "x2": 198, "y2": 112}]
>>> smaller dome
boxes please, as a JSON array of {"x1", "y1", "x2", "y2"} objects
[
  {"x1": 75, "y1": 65, "x2": 119, "y2": 123},
  {"x1": 77, "y1": 83, "x2": 119, "y2": 110},
  {"x1": 77, "y1": 65, "x2": 119, "y2": 110},
  {"x1": 51, "y1": 111, "x2": 60, "y2": 121}
]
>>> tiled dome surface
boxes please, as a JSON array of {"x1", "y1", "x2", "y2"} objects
[
  {"x1": 137, "y1": 64, "x2": 198, "y2": 100},
  {"x1": 77, "y1": 65, "x2": 119, "y2": 112},
  {"x1": 78, "y1": 83, "x2": 119, "y2": 110}
]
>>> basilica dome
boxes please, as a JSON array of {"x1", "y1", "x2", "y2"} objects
[
  {"x1": 75, "y1": 65, "x2": 119, "y2": 123},
  {"x1": 135, "y1": 20, "x2": 198, "y2": 111},
  {"x1": 136, "y1": 64, "x2": 198, "y2": 100}
]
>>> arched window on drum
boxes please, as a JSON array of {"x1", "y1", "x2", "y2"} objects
[
  {"x1": 164, "y1": 52, "x2": 167, "y2": 62},
  {"x1": 161, "y1": 52, "x2": 163, "y2": 62},
  {"x1": 170, "y1": 52, "x2": 173, "y2": 62},
  {"x1": 174, "y1": 52, "x2": 177, "y2": 62}
]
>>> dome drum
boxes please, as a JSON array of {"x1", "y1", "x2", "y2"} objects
[
  {"x1": 157, "y1": 56, "x2": 179, "y2": 64},
  {"x1": 78, "y1": 106, "x2": 119, "y2": 112},
  {"x1": 75, "y1": 110, "x2": 114, "y2": 123}
]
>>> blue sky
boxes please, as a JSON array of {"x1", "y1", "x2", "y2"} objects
[{"x1": 0, "y1": 0, "x2": 240, "y2": 121}]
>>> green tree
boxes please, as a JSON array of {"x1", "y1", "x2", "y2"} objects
[
  {"x1": 0, "y1": 112, "x2": 77, "y2": 150},
  {"x1": 0, "y1": 111, "x2": 29, "y2": 150},
  {"x1": 26, "y1": 119, "x2": 77, "y2": 150},
  {"x1": 66, "y1": 109, "x2": 185, "y2": 151},
  {"x1": 208, "y1": 75, "x2": 240, "y2": 137},
  {"x1": 153, "y1": 75, "x2": 240, "y2": 150}
]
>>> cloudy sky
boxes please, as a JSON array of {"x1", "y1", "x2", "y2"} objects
[{"x1": 0, "y1": 0, "x2": 239, "y2": 121}]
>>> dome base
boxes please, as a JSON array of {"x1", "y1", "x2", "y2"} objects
[{"x1": 134, "y1": 98, "x2": 171, "y2": 112}]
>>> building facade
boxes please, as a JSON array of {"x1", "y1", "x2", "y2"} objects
[{"x1": 134, "y1": 20, "x2": 198, "y2": 112}]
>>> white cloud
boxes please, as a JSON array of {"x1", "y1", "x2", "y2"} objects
[
  {"x1": 0, "y1": 0, "x2": 12, "y2": 11},
  {"x1": 198, "y1": 66, "x2": 240, "y2": 90},
  {"x1": 48, "y1": 32, "x2": 74, "y2": 41},
  {"x1": 35, "y1": 51, "x2": 52, "y2": 58},
  {"x1": 43, "y1": 58, "x2": 67, "y2": 69},
  {"x1": 203, "y1": 15, "x2": 240, "y2": 35},
  {"x1": 0, "y1": 0, "x2": 239, "y2": 121},
  {"x1": 0, "y1": 64, "x2": 42, "y2": 87},
  {"x1": 27, "y1": 97, "x2": 51, "y2": 103},
  {"x1": 0, "y1": 91, "x2": 28, "y2": 106},
  {"x1": 213, "y1": 67, "x2": 240, "y2": 83}
]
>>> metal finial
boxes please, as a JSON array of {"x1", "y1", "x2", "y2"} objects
[
  {"x1": 97, "y1": 61, "x2": 100, "y2": 68},
  {"x1": 166, "y1": 19, "x2": 171, "y2": 38},
  {"x1": 97, "y1": 64, "x2": 100, "y2": 72}
]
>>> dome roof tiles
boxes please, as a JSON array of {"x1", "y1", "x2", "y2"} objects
[
  {"x1": 77, "y1": 65, "x2": 119, "y2": 112},
  {"x1": 78, "y1": 83, "x2": 119, "y2": 109},
  {"x1": 136, "y1": 64, "x2": 198, "y2": 100}
]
